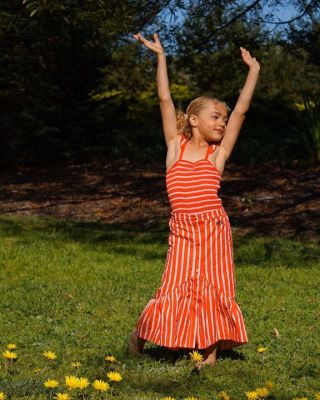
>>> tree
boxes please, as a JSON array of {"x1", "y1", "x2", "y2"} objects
[{"x1": 0, "y1": 0, "x2": 183, "y2": 162}]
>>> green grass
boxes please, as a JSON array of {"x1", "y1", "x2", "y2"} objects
[{"x1": 0, "y1": 215, "x2": 319, "y2": 400}]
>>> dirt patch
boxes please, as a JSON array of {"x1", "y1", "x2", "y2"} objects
[{"x1": 0, "y1": 159, "x2": 319, "y2": 241}]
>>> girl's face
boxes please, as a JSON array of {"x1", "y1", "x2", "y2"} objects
[{"x1": 195, "y1": 103, "x2": 228, "y2": 141}]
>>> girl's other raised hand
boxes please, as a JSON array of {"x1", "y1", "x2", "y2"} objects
[
  {"x1": 240, "y1": 47, "x2": 260, "y2": 70},
  {"x1": 133, "y1": 32, "x2": 164, "y2": 55}
]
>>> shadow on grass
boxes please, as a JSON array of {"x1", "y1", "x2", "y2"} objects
[
  {"x1": 143, "y1": 346, "x2": 190, "y2": 364},
  {"x1": 143, "y1": 345, "x2": 245, "y2": 365},
  {"x1": 0, "y1": 215, "x2": 169, "y2": 244},
  {"x1": 1, "y1": 215, "x2": 319, "y2": 268}
]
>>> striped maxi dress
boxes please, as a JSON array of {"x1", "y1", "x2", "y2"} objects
[{"x1": 134, "y1": 133, "x2": 248, "y2": 351}]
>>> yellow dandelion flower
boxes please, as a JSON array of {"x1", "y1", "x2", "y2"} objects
[
  {"x1": 246, "y1": 391, "x2": 259, "y2": 400},
  {"x1": 44, "y1": 379, "x2": 59, "y2": 389},
  {"x1": 162, "y1": 397, "x2": 176, "y2": 400},
  {"x1": 315, "y1": 393, "x2": 320, "y2": 400},
  {"x1": 54, "y1": 393, "x2": 70, "y2": 400},
  {"x1": 77, "y1": 377, "x2": 89, "y2": 390},
  {"x1": 292, "y1": 397, "x2": 308, "y2": 400},
  {"x1": 265, "y1": 381, "x2": 273, "y2": 390},
  {"x1": 189, "y1": 351, "x2": 204, "y2": 363},
  {"x1": 43, "y1": 351, "x2": 57, "y2": 360},
  {"x1": 255, "y1": 387, "x2": 269, "y2": 398},
  {"x1": 7, "y1": 344, "x2": 16, "y2": 350},
  {"x1": 71, "y1": 361, "x2": 81, "y2": 368},
  {"x1": 92, "y1": 379, "x2": 110, "y2": 392},
  {"x1": 2, "y1": 350, "x2": 17, "y2": 359},
  {"x1": 0, "y1": 392, "x2": 6, "y2": 400},
  {"x1": 257, "y1": 347, "x2": 267, "y2": 353},
  {"x1": 105, "y1": 355, "x2": 117, "y2": 363},
  {"x1": 65, "y1": 375, "x2": 79, "y2": 389},
  {"x1": 184, "y1": 396, "x2": 198, "y2": 400},
  {"x1": 107, "y1": 371, "x2": 123, "y2": 382},
  {"x1": 217, "y1": 391, "x2": 230, "y2": 400}
]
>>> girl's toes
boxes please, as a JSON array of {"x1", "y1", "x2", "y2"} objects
[
  {"x1": 195, "y1": 361, "x2": 206, "y2": 371},
  {"x1": 195, "y1": 359, "x2": 217, "y2": 370}
]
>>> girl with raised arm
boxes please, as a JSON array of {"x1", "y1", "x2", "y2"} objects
[{"x1": 128, "y1": 32, "x2": 260, "y2": 370}]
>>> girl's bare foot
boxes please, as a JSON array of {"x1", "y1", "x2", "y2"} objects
[
  {"x1": 195, "y1": 344, "x2": 218, "y2": 370},
  {"x1": 195, "y1": 356, "x2": 217, "y2": 370},
  {"x1": 128, "y1": 329, "x2": 146, "y2": 356}
]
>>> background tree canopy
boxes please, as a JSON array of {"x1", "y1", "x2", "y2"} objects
[{"x1": 0, "y1": 0, "x2": 319, "y2": 165}]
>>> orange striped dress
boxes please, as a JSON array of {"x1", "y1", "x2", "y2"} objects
[{"x1": 135, "y1": 133, "x2": 248, "y2": 351}]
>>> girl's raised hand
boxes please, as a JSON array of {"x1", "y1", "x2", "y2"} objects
[
  {"x1": 240, "y1": 47, "x2": 260, "y2": 70},
  {"x1": 133, "y1": 32, "x2": 164, "y2": 55}
]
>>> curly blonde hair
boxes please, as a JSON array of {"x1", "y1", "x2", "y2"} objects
[{"x1": 176, "y1": 96, "x2": 230, "y2": 140}]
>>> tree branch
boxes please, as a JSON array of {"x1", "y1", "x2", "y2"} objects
[
  {"x1": 262, "y1": 0, "x2": 318, "y2": 25},
  {"x1": 213, "y1": 0, "x2": 262, "y2": 33}
]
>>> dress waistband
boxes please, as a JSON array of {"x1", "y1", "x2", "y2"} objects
[{"x1": 170, "y1": 206, "x2": 226, "y2": 221}]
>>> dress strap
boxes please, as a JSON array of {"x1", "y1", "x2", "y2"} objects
[
  {"x1": 178, "y1": 134, "x2": 188, "y2": 161},
  {"x1": 205, "y1": 144, "x2": 218, "y2": 159}
]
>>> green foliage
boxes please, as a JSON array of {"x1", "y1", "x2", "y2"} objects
[
  {"x1": 0, "y1": 1, "x2": 320, "y2": 164},
  {"x1": 0, "y1": 0, "x2": 178, "y2": 163},
  {"x1": 293, "y1": 99, "x2": 320, "y2": 164},
  {"x1": 175, "y1": 1, "x2": 264, "y2": 101},
  {"x1": 0, "y1": 0, "x2": 106, "y2": 162}
]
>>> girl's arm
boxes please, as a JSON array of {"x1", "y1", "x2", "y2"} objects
[
  {"x1": 133, "y1": 33, "x2": 178, "y2": 147},
  {"x1": 219, "y1": 47, "x2": 260, "y2": 161}
]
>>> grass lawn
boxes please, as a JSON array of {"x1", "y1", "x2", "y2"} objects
[{"x1": 0, "y1": 215, "x2": 319, "y2": 400}]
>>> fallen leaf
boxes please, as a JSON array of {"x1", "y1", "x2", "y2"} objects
[{"x1": 271, "y1": 327, "x2": 280, "y2": 338}]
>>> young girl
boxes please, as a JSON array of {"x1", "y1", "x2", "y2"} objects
[{"x1": 128, "y1": 32, "x2": 260, "y2": 370}]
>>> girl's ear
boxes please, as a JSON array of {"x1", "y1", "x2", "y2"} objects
[{"x1": 189, "y1": 114, "x2": 198, "y2": 127}]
